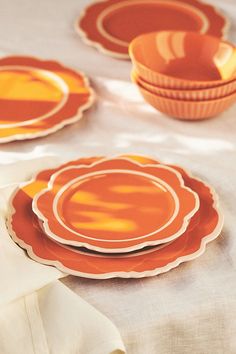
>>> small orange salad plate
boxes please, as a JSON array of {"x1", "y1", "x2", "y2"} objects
[
  {"x1": 32, "y1": 158, "x2": 199, "y2": 253},
  {"x1": 0, "y1": 56, "x2": 94, "y2": 143},
  {"x1": 8, "y1": 155, "x2": 223, "y2": 279},
  {"x1": 129, "y1": 31, "x2": 236, "y2": 88},
  {"x1": 77, "y1": 0, "x2": 228, "y2": 59}
]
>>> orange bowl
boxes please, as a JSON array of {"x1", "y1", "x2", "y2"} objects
[
  {"x1": 135, "y1": 80, "x2": 236, "y2": 120},
  {"x1": 131, "y1": 70, "x2": 236, "y2": 101},
  {"x1": 129, "y1": 31, "x2": 236, "y2": 89}
]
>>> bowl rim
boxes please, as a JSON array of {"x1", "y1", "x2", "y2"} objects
[
  {"x1": 129, "y1": 30, "x2": 236, "y2": 86},
  {"x1": 135, "y1": 75, "x2": 236, "y2": 104},
  {"x1": 131, "y1": 69, "x2": 236, "y2": 93}
]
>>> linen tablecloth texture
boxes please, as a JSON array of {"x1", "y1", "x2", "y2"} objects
[{"x1": 0, "y1": 0, "x2": 236, "y2": 353}]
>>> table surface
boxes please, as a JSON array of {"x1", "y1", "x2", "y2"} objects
[{"x1": 1, "y1": 0, "x2": 236, "y2": 353}]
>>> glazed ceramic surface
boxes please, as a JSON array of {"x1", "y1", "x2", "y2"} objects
[
  {"x1": 8, "y1": 155, "x2": 223, "y2": 279},
  {"x1": 131, "y1": 70, "x2": 236, "y2": 101},
  {"x1": 135, "y1": 79, "x2": 236, "y2": 120},
  {"x1": 129, "y1": 31, "x2": 236, "y2": 88},
  {"x1": 33, "y1": 157, "x2": 199, "y2": 252},
  {"x1": 0, "y1": 56, "x2": 94, "y2": 143},
  {"x1": 77, "y1": 0, "x2": 228, "y2": 59}
]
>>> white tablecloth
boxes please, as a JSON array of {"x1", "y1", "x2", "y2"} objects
[{"x1": 0, "y1": 0, "x2": 236, "y2": 353}]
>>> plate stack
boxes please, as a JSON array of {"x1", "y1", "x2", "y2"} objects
[
  {"x1": 129, "y1": 31, "x2": 236, "y2": 120},
  {"x1": 8, "y1": 155, "x2": 223, "y2": 279}
]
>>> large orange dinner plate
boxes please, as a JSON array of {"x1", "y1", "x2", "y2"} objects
[
  {"x1": 7, "y1": 155, "x2": 223, "y2": 279},
  {"x1": 0, "y1": 56, "x2": 94, "y2": 143},
  {"x1": 76, "y1": 0, "x2": 228, "y2": 59},
  {"x1": 32, "y1": 158, "x2": 199, "y2": 253}
]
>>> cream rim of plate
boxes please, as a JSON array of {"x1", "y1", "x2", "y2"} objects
[
  {"x1": 76, "y1": 0, "x2": 230, "y2": 60},
  {"x1": 53, "y1": 237, "x2": 173, "y2": 258},
  {"x1": 0, "y1": 65, "x2": 69, "y2": 129},
  {"x1": 96, "y1": 0, "x2": 209, "y2": 47},
  {"x1": 32, "y1": 159, "x2": 200, "y2": 253},
  {"x1": 8, "y1": 158, "x2": 223, "y2": 279}
]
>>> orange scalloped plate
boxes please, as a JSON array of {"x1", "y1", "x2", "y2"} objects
[
  {"x1": 7, "y1": 155, "x2": 223, "y2": 279},
  {"x1": 32, "y1": 158, "x2": 199, "y2": 253},
  {"x1": 0, "y1": 56, "x2": 94, "y2": 143},
  {"x1": 76, "y1": 0, "x2": 228, "y2": 59}
]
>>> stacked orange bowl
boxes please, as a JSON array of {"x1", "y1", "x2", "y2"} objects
[{"x1": 129, "y1": 31, "x2": 236, "y2": 120}]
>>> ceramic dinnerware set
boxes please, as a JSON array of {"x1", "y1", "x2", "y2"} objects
[
  {"x1": 0, "y1": 0, "x2": 235, "y2": 145},
  {"x1": 3, "y1": 0, "x2": 232, "y2": 278},
  {"x1": 8, "y1": 155, "x2": 223, "y2": 279},
  {"x1": 77, "y1": 0, "x2": 236, "y2": 120}
]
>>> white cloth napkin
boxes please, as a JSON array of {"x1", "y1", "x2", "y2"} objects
[
  {"x1": 0, "y1": 281, "x2": 125, "y2": 354},
  {"x1": 0, "y1": 158, "x2": 125, "y2": 354}
]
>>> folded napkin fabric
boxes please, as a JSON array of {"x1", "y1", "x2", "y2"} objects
[
  {"x1": 0, "y1": 281, "x2": 125, "y2": 354},
  {"x1": 0, "y1": 157, "x2": 125, "y2": 354}
]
